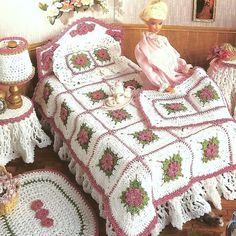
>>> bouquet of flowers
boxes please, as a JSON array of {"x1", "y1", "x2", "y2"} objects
[
  {"x1": 39, "y1": 0, "x2": 108, "y2": 25},
  {"x1": 207, "y1": 43, "x2": 236, "y2": 62}
]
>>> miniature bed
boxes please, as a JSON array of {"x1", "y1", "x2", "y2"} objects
[{"x1": 33, "y1": 17, "x2": 236, "y2": 236}]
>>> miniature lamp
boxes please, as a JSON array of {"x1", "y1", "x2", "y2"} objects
[{"x1": 0, "y1": 37, "x2": 35, "y2": 109}]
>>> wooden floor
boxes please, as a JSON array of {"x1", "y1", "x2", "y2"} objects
[{"x1": 5, "y1": 144, "x2": 236, "y2": 236}]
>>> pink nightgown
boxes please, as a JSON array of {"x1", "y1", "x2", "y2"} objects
[{"x1": 135, "y1": 32, "x2": 193, "y2": 91}]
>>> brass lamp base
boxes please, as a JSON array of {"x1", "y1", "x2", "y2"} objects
[{"x1": 7, "y1": 85, "x2": 22, "y2": 109}]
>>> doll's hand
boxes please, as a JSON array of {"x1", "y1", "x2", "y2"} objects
[{"x1": 164, "y1": 86, "x2": 175, "y2": 93}]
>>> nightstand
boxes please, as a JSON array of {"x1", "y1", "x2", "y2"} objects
[{"x1": 0, "y1": 96, "x2": 51, "y2": 165}]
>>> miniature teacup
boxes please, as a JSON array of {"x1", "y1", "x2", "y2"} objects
[
  {"x1": 116, "y1": 93, "x2": 125, "y2": 104},
  {"x1": 107, "y1": 96, "x2": 116, "y2": 106},
  {"x1": 124, "y1": 87, "x2": 132, "y2": 98}
]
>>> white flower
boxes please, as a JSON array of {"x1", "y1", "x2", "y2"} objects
[
  {"x1": 47, "y1": 4, "x2": 60, "y2": 17},
  {"x1": 81, "y1": 0, "x2": 94, "y2": 7}
]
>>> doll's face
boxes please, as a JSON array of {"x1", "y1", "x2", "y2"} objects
[{"x1": 146, "y1": 18, "x2": 163, "y2": 33}]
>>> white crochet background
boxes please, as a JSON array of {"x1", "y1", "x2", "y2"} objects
[{"x1": 0, "y1": 0, "x2": 235, "y2": 44}]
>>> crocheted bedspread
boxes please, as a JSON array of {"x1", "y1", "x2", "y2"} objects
[{"x1": 34, "y1": 64, "x2": 236, "y2": 236}]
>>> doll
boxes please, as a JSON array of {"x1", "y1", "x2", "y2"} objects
[{"x1": 135, "y1": 0, "x2": 193, "y2": 92}]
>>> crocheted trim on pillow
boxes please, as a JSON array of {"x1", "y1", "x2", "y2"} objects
[{"x1": 36, "y1": 17, "x2": 124, "y2": 80}]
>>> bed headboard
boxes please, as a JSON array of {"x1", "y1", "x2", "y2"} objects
[{"x1": 22, "y1": 24, "x2": 236, "y2": 97}]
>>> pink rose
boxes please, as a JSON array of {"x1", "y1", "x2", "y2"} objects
[
  {"x1": 78, "y1": 128, "x2": 89, "y2": 145},
  {"x1": 138, "y1": 130, "x2": 153, "y2": 142},
  {"x1": 41, "y1": 218, "x2": 54, "y2": 228},
  {"x1": 31, "y1": 200, "x2": 43, "y2": 211},
  {"x1": 167, "y1": 161, "x2": 181, "y2": 177},
  {"x1": 35, "y1": 209, "x2": 49, "y2": 220},
  {"x1": 125, "y1": 188, "x2": 144, "y2": 207},
  {"x1": 204, "y1": 143, "x2": 218, "y2": 159},
  {"x1": 101, "y1": 153, "x2": 113, "y2": 171}
]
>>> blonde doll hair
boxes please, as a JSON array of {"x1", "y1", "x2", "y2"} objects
[{"x1": 140, "y1": 0, "x2": 168, "y2": 22}]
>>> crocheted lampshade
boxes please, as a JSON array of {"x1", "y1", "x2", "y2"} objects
[{"x1": 0, "y1": 37, "x2": 35, "y2": 109}]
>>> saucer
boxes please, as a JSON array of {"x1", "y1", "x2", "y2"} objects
[{"x1": 103, "y1": 97, "x2": 132, "y2": 110}]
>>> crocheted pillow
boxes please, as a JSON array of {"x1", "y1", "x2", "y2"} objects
[
  {"x1": 36, "y1": 17, "x2": 123, "y2": 80},
  {"x1": 53, "y1": 38, "x2": 127, "y2": 85}
]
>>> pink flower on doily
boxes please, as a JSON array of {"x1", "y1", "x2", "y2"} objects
[
  {"x1": 70, "y1": 53, "x2": 91, "y2": 70},
  {"x1": 138, "y1": 130, "x2": 153, "y2": 142},
  {"x1": 75, "y1": 55, "x2": 88, "y2": 66},
  {"x1": 94, "y1": 48, "x2": 111, "y2": 62},
  {"x1": 108, "y1": 109, "x2": 132, "y2": 124},
  {"x1": 201, "y1": 136, "x2": 219, "y2": 162},
  {"x1": 60, "y1": 102, "x2": 73, "y2": 126},
  {"x1": 31, "y1": 200, "x2": 44, "y2": 211},
  {"x1": 123, "y1": 79, "x2": 142, "y2": 89},
  {"x1": 87, "y1": 89, "x2": 108, "y2": 104},
  {"x1": 120, "y1": 179, "x2": 149, "y2": 215},
  {"x1": 60, "y1": 107, "x2": 69, "y2": 123},
  {"x1": 43, "y1": 82, "x2": 53, "y2": 103},
  {"x1": 195, "y1": 84, "x2": 220, "y2": 105},
  {"x1": 98, "y1": 148, "x2": 120, "y2": 177},
  {"x1": 100, "y1": 153, "x2": 113, "y2": 171},
  {"x1": 125, "y1": 188, "x2": 144, "y2": 207},
  {"x1": 204, "y1": 143, "x2": 219, "y2": 159},
  {"x1": 41, "y1": 218, "x2": 54, "y2": 228},
  {"x1": 131, "y1": 129, "x2": 159, "y2": 148},
  {"x1": 76, "y1": 123, "x2": 94, "y2": 152},
  {"x1": 199, "y1": 88, "x2": 214, "y2": 100},
  {"x1": 78, "y1": 128, "x2": 89, "y2": 145},
  {"x1": 35, "y1": 209, "x2": 49, "y2": 220},
  {"x1": 162, "y1": 153, "x2": 183, "y2": 182},
  {"x1": 167, "y1": 161, "x2": 181, "y2": 177},
  {"x1": 162, "y1": 102, "x2": 187, "y2": 115}
]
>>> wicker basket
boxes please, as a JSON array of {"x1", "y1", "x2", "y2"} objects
[{"x1": 0, "y1": 166, "x2": 20, "y2": 216}]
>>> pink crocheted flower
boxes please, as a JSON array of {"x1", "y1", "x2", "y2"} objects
[
  {"x1": 108, "y1": 109, "x2": 132, "y2": 124},
  {"x1": 43, "y1": 82, "x2": 53, "y2": 103},
  {"x1": 137, "y1": 130, "x2": 153, "y2": 142},
  {"x1": 125, "y1": 188, "x2": 144, "y2": 207},
  {"x1": 41, "y1": 218, "x2": 54, "y2": 228},
  {"x1": 74, "y1": 55, "x2": 88, "y2": 66},
  {"x1": 199, "y1": 88, "x2": 214, "y2": 100},
  {"x1": 162, "y1": 153, "x2": 183, "y2": 182},
  {"x1": 106, "y1": 29, "x2": 123, "y2": 42},
  {"x1": 94, "y1": 48, "x2": 111, "y2": 62},
  {"x1": 201, "y1": 136, "x2": 219, "y2": 163},
  {"x1": 98, "y1": 148, "x2": 120, "y2": 177},
  {"x1": 76, "y1": 123, "x2": 94, "y2": 152},
  {"x1": 195, "y1": 85, "x2": 219, "y2": 105},
  {"x1": 162, "y1": 102, "x2": 187, "y2": 115},
  {"x1": 60, "y1": 107, "x2": 69, "y2": 123},
  {"x1": 132, "y1": 129, "x2": 159, "y2": 148},
  {"x1": 35, "y1": 209, "x2": 49, "y2": 220},
  {"x1": 204, "y1": 143, "x2": 219, "y2": 159},
  {"x1": 100, "y1": 153, "x2": 114, "y2": 171},
  {"x1": 31, "y1": 200, "x2": 44, "y2": 211},
  {"x1": 120, "y1": 179, "x2": 149, "y2": 215},
  {"x1": 167, "y1": 161, "x2": 181, "y2": 177},
  {"x1": 168, "y1": 103, "x2": 182, "y2": 111},
  {"x1": 86, "y1": 89, "x2": 108, "y2": 104},
  {"x1": 78, "y1": 128, "x2": 89, "y2": 145}
]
